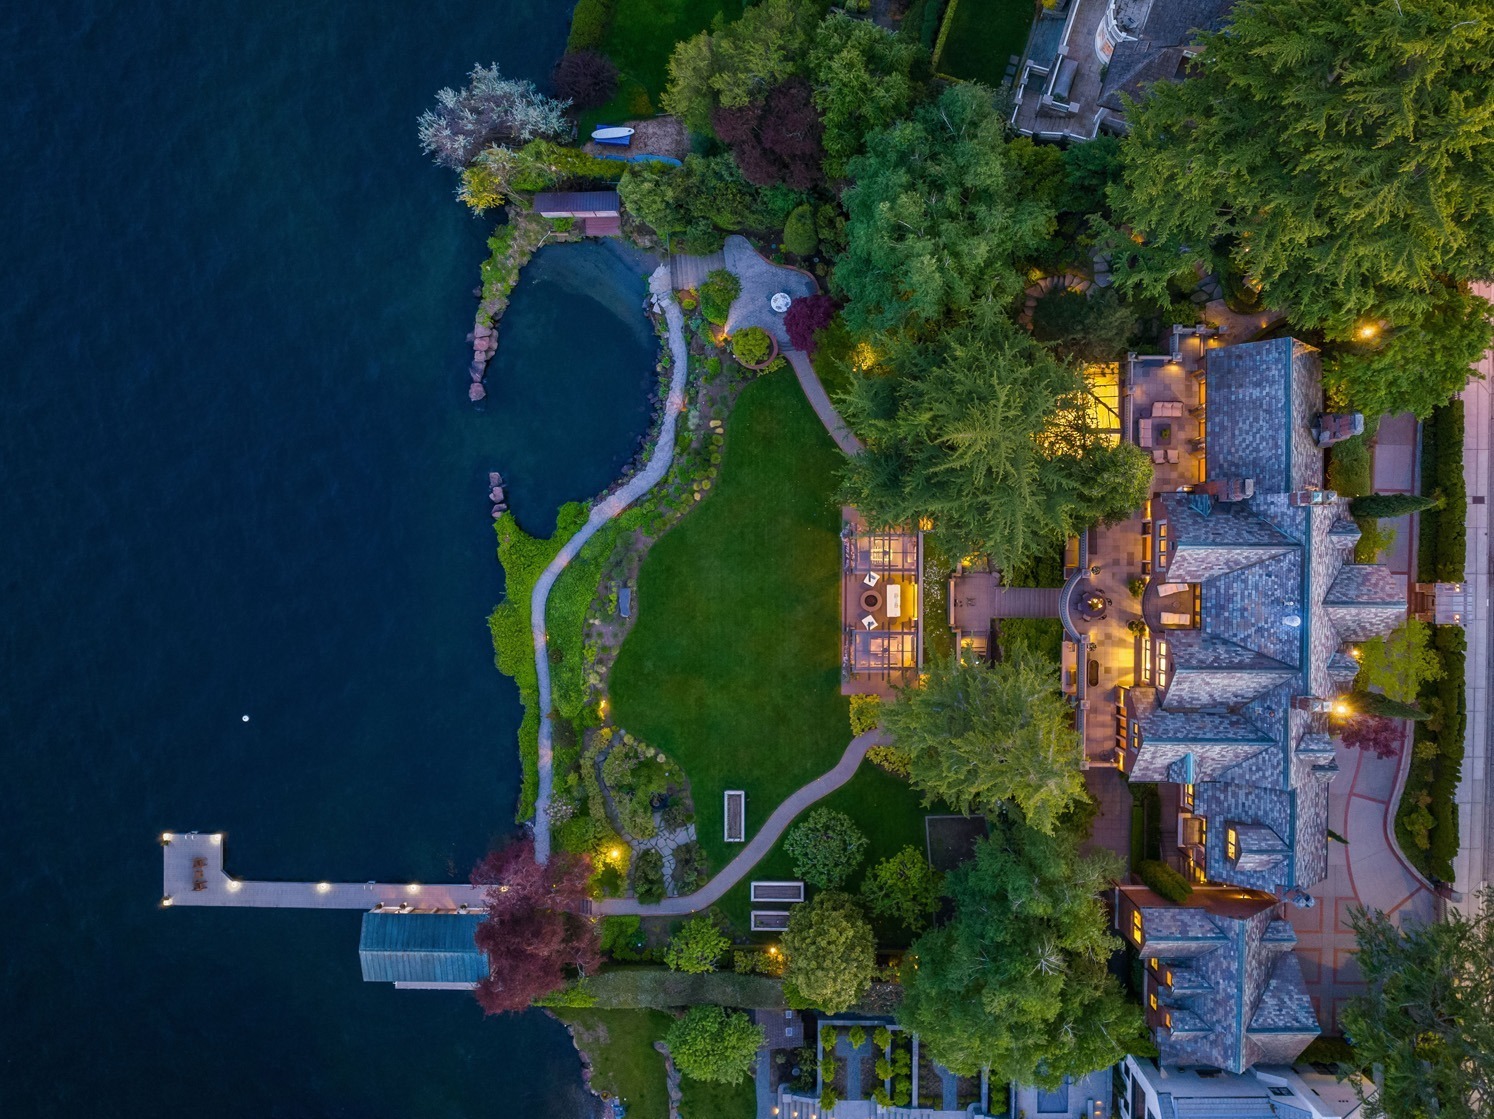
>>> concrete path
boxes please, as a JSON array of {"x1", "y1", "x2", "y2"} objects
[
  {"x1": 591, "y1": 729, "x2": 887, "y2": 915},
  {"x1": 787, "y1": 350, "x2": 863, "y2": 456},
  {"x1": 532, "y1": 265, "x2": 690, "y2": 864},
  {"x1": 1454, "y1": 283, "x2": 1492, "y2": 914},
  {"x1": 755, "y1": 1049, "x2": 774, "y2": 1119}
]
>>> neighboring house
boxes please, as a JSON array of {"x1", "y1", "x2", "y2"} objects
[
  {"x1": 358, "y1": 912, "x2": 487, "y2": 989},
  {"x1": 1116, "y1": 1054, "x2": 1374, "y2": 1119},
  {"x1": 1115, "y1": 885, "x2": 1319, "y2": 1072},
  {"x1": 1010, "y1": 0, "x2": 1233, "y2": 141},
  {"x1": 1122, "y1": 338, "x2": 1405, "y2": 898}
]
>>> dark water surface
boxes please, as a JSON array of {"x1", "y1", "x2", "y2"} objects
[{"x1": 1, "y1": 2, "x2": 657, "y2": 1114}]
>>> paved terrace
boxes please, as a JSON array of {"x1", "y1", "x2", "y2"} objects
[{"x1": 161, "y1": 831, "x2": 484, "y2": 911}]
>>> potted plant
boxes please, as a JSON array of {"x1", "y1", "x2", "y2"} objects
[{"x1": 730, "y1": 326, "x2": 778, "y2": 370}]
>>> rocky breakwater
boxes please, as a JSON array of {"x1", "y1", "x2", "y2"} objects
[
  {"x1": 487, "y1": 471, "x2": 508, "y2": 518},
  {"x1": 467, "y1": 307, "x2": 498, "y2": 402}
]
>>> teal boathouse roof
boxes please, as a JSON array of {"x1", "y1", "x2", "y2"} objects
[{"x1": 358, "y1": 912, "x2": 488, "y2": 987}]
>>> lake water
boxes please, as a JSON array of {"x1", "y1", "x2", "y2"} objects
[{"x1": 0, "y1": 1, "x2": 658, "y2": 1114}]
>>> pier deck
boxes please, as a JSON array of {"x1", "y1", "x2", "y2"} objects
[{"x1": 161, "y1": 831, "x2": 484, "y2": 912}]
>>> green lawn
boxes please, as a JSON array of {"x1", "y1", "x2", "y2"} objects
[
  {"x1": 681, "y1": 1075, "x2": 759, "y2": 1119},
  {"x1": 610, "y1": 368, "x2": 849, "y2": 873},
  {"x1": 714, "y1": 764, "x2": 939, "y2": 946},
  {"x1": 935, "y1": 0, "x2": 1034, "y2": 86},
  {"x1": 553, "y1": 1008, "x2": 673, "y2": 1119},
  {"x1": 582, "y1": 0, "x2": 746, "y2": 131}
]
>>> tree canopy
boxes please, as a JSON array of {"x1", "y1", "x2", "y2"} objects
[
  {"x1": 781, "y1": 891, "x2": 877, "y2": 1014},
  {"x1": 618, "y1": 154, "x2": 804, "y2": 252},
  {"x1": 839, "y1": 306, "x2": 1154, "y2": 568},
  {"x1": 666, "y1": 1005, "x2": 766, "y2": 1084},
  {"x1": 834, "y1": 84, "x2": 1055, "y2": 334},
  {"x1": 809, "y1": 13, "x2": 928, "y2": 180},
  {"x1": 1115, "y1": 0, "x2": 1494, "y2": 413},
  {"x1": 898, "y1": 818, "x2": 1147, "y2": 1084},
  {"x1": 1341, "y1": 889, "x2": 1494, "y2": 1119},
  {"x1": 469, "y1": 838, "x2": 599, "y2": 1014},
  {"x1": 783, "y1": 807, "x2": 869, "y2": 889},
  {"x1": 1356, "y1": 618, "x2": 1442, "y2": 704},
  {"x1": 860, "y1": 845, "x2": 943, "y2": 933},
  {"x1": 880, "y1": 651, "x2": 1086, "y2": 833},
  {"x1": 418, "y1": 63, "x2": 572, "y2": 170},
  {"x1": 664, "y1": 916, "x2": 730, "y2": 974}
]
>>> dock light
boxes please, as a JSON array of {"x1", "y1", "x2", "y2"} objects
[
  {"x1": 161, "y1": 896, "x2": 174, "y2": 907},
  {"x1": 160, "y1": 832, "x2": 173, "y2": 845},
  {"x1": 228, "y1": 879, "x2": 243, "y2": 893},
  {"x1": 316, "y1": 882, "x2": 332, "y2": 894},
  {"x1": 210, "y1": 833, "x2": 223, "y2": 845},
  {"x1": 406, "y1": 883, "x2": 421, "y2": 894},
  {"x1": 498, "y1": 885, "x2": 511, "y2": 893},
  {"x1": 1358, "y1": 323, "x2": 1379, "y2": 340}
]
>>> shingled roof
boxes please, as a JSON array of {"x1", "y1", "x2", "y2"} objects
[
  {"x1": 1125, "y1": 338, "x2": 1406, "y2": 895},
  {"x1": 1118, "y1": 886, "x2": 1320, "y2": 1073},
  {"x1": 1098, "y1": 0, "x2": 1236, "y2": 114}
]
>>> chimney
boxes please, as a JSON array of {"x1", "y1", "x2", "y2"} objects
[
  {"x1": 1198, "y1": 477, "x2": 1255, "y2": 503},
  {"x1": 1288, "y1": 488, "x2": 1338, "y2": 507},
  {"x1": 1315, "y1": 412, "x2": 1364, "y2": 448}
]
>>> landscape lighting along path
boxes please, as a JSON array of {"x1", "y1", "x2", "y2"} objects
[{"x1": 530, "y1": 265, "x2": 691, "y2": 863}]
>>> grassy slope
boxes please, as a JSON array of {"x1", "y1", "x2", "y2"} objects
[
  {"x1": 713, "y1": 764, "x2": 936, "y2": 945},
  {"x1": 583, "y1": 0, "x2": 745, "y2": 131},
  {"x1": 681, "y1": 1075, "x2": 758, "y2": 1119},
  {"x1": 936, "y1": 0, "x2": 1033, "y2": 86},
  {"x1": 610, "y1": 368, "x2": 850, "y2": 873},
  {"x1": 553, "y1": 1008, "x2": 673, "y2": 1119}
]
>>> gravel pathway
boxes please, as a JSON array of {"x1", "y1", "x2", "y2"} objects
[
  {"x1": 531, "y1": 265, "x2": 689, "y2": 864},
  {"x1": 591, "y1": 728, "x2": 887, "y2": 915},
  {"x1": 721, "y1": 235, "x2": 818, "y2": 349}
]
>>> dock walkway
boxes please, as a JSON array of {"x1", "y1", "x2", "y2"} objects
[{"x1": 161, "y1": 831, "x2": 483, "y2": 911}]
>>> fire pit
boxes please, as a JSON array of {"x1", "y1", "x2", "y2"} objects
[
  {"x1": 860, "y1": 588, "x2": 882, "y2": 612},
  {"x1": 1074, "y1": 586, "x2": 1109, "y2": 622}
]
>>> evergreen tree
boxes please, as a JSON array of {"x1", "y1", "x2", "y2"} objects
[
  {"x1": 1348, "y1": 493, "x2": 1442, "y2": 519},
  {"x1": 781, "y1": 891, "x2": 876, "y2": 1014}
]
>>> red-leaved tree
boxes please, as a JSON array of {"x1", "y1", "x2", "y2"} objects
[
  {"x1": 469, "y1": 837, "x2": 599, "y2": 1014},
  {"x1": 1340, "y1": 714, "x2": 1402, "y2": 759},
  {"x1": 711, "y1": 78, "x2": 824, "y2": 191},
  {"x1": 552, "y1": 50, "x2": 619, "y2": 110},
  {"x1": 784, "y1": 294, "x2": 836, "y2": 353}
]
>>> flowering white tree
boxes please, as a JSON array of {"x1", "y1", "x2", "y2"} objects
[{"x1": 418, "y1": 64, "x2": 571, "y2": 170}]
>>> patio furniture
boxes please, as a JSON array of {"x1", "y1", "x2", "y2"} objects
[
  {"x1": 1161, "y1": 611, "x2": 1192, "y2": 626},
  {"x1": 1138, "y1": 417, "x2": 1161, "y2": 448},
  {"x1": 1152, "y1": 448, "x2": 1167, "y2": 464},
  {"x1": 861, "y1": 614, "x2": 878, "y2": 630},
  {"x1": 862, "y1": 571, "x2": 880, "y2": 587},
  {"x1": 885, "y1": 583, "x2": 902, "y2": 619},
  {"x1": 1157, "y1": 582, "x2": 1189, "y2": 596},
  {"x1": 1165, "y1": 449, "x2": 1180, "y2": 464},
  {"x1": 1152, "y1": 400, "x2": 1185, "y2": 418}
]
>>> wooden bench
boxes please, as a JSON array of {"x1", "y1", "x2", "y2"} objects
[
  {"x1": 750, "y1": 910, "x2": 791, "y2": 931},
  {"x1": 724, "y1": 790, "x2": 746, "y2": 843}
]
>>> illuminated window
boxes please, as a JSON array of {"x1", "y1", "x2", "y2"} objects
[
  {"x1": 1149, "y1": 992, "x2": 1158, "y2": 1010},
  {"x1": 1157, "y1": 522, "x2": 1169, "y2": 567},
  {"x1": 1182, "y1": 783, "x2": 1195, "y2": 810},
  {"x1": 1141, "y1": 639, "x2": 1153, "y2": 683},
  {"x1": 1131, "y1": 908, "x2": 1143, "y2": 945},
  {"x1": 1163, "y1": 1011, "x2": 1172, "y2": 1029},
  {"x1": 1156, "y1": 638, "x2": 1169, "y2": 683},
  {"x1": 1226, "y1": 827, "x2": 1238, "y2": 861},
  {"x1": 1164, "y1": 969, "x2": 1174, "y2": 987}
]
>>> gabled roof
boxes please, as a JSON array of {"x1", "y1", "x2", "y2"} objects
[
  {"x1": 1202, "y1": 338, "x2": 1323, "y2": 495},
  {"x1": 358, "y1": 913, "x2": 487, "y2": 985},
  {"x1": 1097, "y1": 0, "x2": 1235, "y2": 113}
]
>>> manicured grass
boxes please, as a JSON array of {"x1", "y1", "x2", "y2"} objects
[
  {"x1": 935, "y1": 0, "x2": 1034, "y2": 86},
  {"x1": 583, "y1": 0, "x2": 746, "y2": 131},
  {"x1": 681, "y1": 1074, "x2": 759, "y2": 1119},
  {"x1": 553, "y1": 1008, "x2": 673, "y2": 1119},
  {"x1": 714, "y1": 764, "x2": 938, "y2": 945},
  {"x1": 610, "y1": 368, "x2": 850, "y2": 872}
]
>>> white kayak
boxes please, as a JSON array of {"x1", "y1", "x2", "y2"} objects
[{"x1": 590, "y1": 126, "x2": 635, "y2": 145}]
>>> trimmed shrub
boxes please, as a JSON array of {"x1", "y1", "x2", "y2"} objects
[
  {"x1": 1355, "y1": 691, "x2": 1430, "y2": 721},
  {"x1": 849, "y1": 1025, "x2": 866, "y2": 1049},
  {"x1": 633, "y1": 847, "x2": 665, "y2": 903},
  {"x1": 873, "y1": 1026, "x2": 892, "y2": 1050},
  {"x1": 1136, "y1": 858, "x2": 1193, "y2": 903},
  {"x1": 566, "y1": 0, "x2": 614, "y2": 50},
  {"x1": 849, "y1": 693, "x2": 883, "y2": 736},
  {"x1": 730, "y1": 326, "x2": 773, "y2": 367},
  {"x1": 1418, "y1": 401, "x2": 1467, "y2": 582},
  {"x1": 783, "y1": 203, "x2": 818, "y2": 256},
  {"x1": 1349, "y1": 492, "x2": 1441, "y2": 518},
  {"x1": 698, "y1": 269, "x2": 741, "y2": 326}
]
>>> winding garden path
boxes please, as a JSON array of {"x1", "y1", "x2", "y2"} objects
[
  {"x1": 590, "y1": 728, "x2": 888, "y2": 915},
  {"x1": 531, "y1": 265, "x2": 689, "y2": 864}
]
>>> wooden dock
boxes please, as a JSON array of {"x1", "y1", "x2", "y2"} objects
[{"x1": 160, "y1": 831, "x2": 485, "y2": 912}]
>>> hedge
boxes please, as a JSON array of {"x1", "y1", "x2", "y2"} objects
[
  {"x1": 567, "y1": 0, "x2": 615, "y2": 51},
  {"x1": 1393, "y1": 624, "x2": 1466, "y2": 881},
  {"x1": 1137, "y1": 859, "x2": 1193, "y2": 903},
  {"x1": 580, "y1": 966, "x2": 787, "y2": 1009},
  {"x1": 1417, "y1": 400, "x2": 1466, "y2": 583}
]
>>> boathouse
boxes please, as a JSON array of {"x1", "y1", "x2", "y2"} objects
[
  {"x1": 358, "y1": 912, "x2": 488, "y2": 989},
  {"x1": 530, "y1": 190, "x2": 622, "y2": 237}
]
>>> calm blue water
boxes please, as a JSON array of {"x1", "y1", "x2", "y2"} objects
[{"x1": 0, "y1": 2, "x2": 657, "y2": 1114}]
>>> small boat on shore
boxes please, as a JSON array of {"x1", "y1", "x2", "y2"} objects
[{"x1": 590, "y1": 125, "x2": 635, "y2": 146}]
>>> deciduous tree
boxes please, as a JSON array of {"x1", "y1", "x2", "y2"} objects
[
  {"x1": 711, "y1": 77, "x2": 824, "y2": 191},
  {"x1": 782, "y1": 891, "x2": 876, "y2": 1014},
  {"x1": 469, "y1": 837, "x2": 599, "y2": 1014},
  {"x1": 551, "y1": 49, "x2": 619, "y2": 110},
  {"x1": 664, "y1": 915, "x2": 730, "y2": 974},
  {"x1": 1356, "y1": 619, "x2": 1442, "y2": 704},
  {"x1": 418, "y1": 63, "x2": 572, "y2": 170},
  {"x1": 809, "y1": 13, "x2": 928, "y2": 179},
  {"x1": 783, "y1": 807, "x2": 868, "y2": 889},
  {"x1": 1341, "y1": 889, "x2": 1494, "y2": 1119},
  {"x1": 881, "y1": 652, "x2": 1085, "y2": 834},
  {"x1": 899, "y1": 819, "x2": 1147, "y2": 1084},
  {"x1": 860, "y1": 845, "x2": 942, "y2": 932},
  {"x1": 667, "y1": 1005, "x2": 766, "y2": 1084},
  {"x1": 834, "y1": 84, "x2": 1055, "y2": 334},
  {"x1": 1339, "y1": 714, "x2": 1402, "y2": 759},
  {"x1": 784, "y1": 295, "x2": 836, "y2": 352}
]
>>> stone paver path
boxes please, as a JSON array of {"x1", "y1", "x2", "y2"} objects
[
  {"x1": 592, "y1": 729, "x2": 887, "y2": 915},
  {"x1": 787, "y1": 351, "x2": 862, "y2": 456},
  {"x1": 629, "y1": 813, "x2": 697, "y2": 896},
  {"x1": 532, "y1": 264, "x2": 690, "y2": 863},
  {"x1": 836, "y1": 1032, "x2": 874, "y2": 1101}
]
